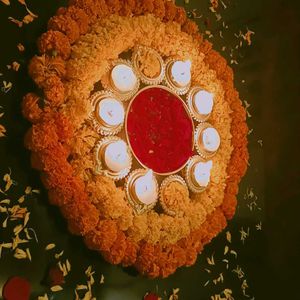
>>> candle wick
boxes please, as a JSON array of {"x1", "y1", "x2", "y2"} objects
[{"x1": 108, "y1": 110, "x2": 113, "y2": 117}]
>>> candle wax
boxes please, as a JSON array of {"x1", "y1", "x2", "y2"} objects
[
  {"x1": 171, "y1": 60, "x2": 191, "y2": 87},
  {"x1": 194, "y1": 160, "x2": 213, "y2": 187},
  {"x1": 194, "y1": 90, "x2": 214, "y2": 115},
  {"x1": 98, "y1": 98, "x2": 124, "y2": 126},
  {"x1": 202, "y1": 127, "x2": 220, "y2": 152},
  {"x1": 134, "y1": 170, "x2": 157, "y2": 205},
  {"x1": 104, "y1": 140, "x2": 130, "y2": 173},
  {"x1": 111, "y1": 64, "x2": 137, "y2": 93}
]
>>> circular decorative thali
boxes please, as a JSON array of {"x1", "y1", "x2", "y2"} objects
[{"x1": 22, "y1": 0, "x2": 249, "y2": 278}]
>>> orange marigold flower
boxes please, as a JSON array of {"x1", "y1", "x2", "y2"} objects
[
  {"x1": 119, "y1": 0, "x2": 135, "y2": 16},
  {"x1": 106, "y1": 0, "x2": 122, "y2": 14},
  {"x1": 174, "y1": 7, "x2": 187, "y2": 25},
  {"x1": 198, "y1": 39, "x2": 213, "y2": 55},
  {"x1": 222, "y1": 194, "x2": 237, "y2": 220},
  {"x1": 121, "y1": 239, "x2": 138, "y2": 267},
  {"x1": 41, "y1": 76, "x2": 65, "y2": 107},
  {"x1": 47, "y1": 176, "x2": 86, "y2": 207},
  {"x1": 204, "y1": 49, "x2": 227, "y2": 78},
  {"x1": 84, "y1": 219, "x2": 118, "y2": 251},
  {"x1": 52, "y1": 113, "x2": 74, "y2": 143},
  {"x1": 152, "y1": 0, "x2": 166, "y2": 19},
  {"x1": 30, "y1": 143, "x2": 69, "y2": 172},
  {"x1": 182, "y1": 19, "x2": 199, "y2": 35},
  {"x1": 203, "y1": 208, "x2": 227, "y2": 243},
  {"x1": 164, "y1": 1, "x2": 177, "y2": 22},
  {"x1": 25, "y1": 120, "x2": 59, "y2": 151},
  {"x1": 155, "y1": 245, "x2": 186, "y2": 278},
  {"x1": 28, "y1": 55, "x2": 66, "y2": 87},
  {"x1": 69, "y1": 0, "x2": 109, "y2": 18},
  {"x1": 38, "y1": 30, "x2": 71, "y2": 60},
  {"x1": 135, "y1": 243, "x2": 160, "y2": 278},
  {"x1": 48, "y1": 14, "x2": 80, "y2": 44},
  {"x1": 40, "y1": 164, "x2": 73, "y2": 190},
  {"x1": 62, "y1": 197, "x2": 100, "y2": 235},
  {"x1": 102, "y1": 231, "x2": 127, "y2": 264},
  {"x1": 57, "y1": 6, "x2": 90, "y2": 35},
  {"x1": 140, "y1": 0, "x2": 155, "y2": 14},
  {"x1": 22, "y1": 93, "x2": 43, "y2": 123}
]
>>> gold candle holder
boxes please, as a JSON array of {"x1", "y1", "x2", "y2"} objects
[
  {"x1": 185, "y1": 156, "x2": 211, "y2": 193},
  {"x1": 125, "y1": 169, "x2": 159, "y2": 215},
  {"x1": 159, "y1": 175, "x2": 189, "y2": 216},
  {"x1": 94, "y1": 136, "x2": 132, "y2": 180},
  {"x1": 195, "y1": 122, "x2": 220, "y2": 159},
  {"x1": 164, "y1": 58, "x2": 191, "y2": 96},
  {"x1": 89, "y1": 91, "x2": 124, "y2": 136},
  {"x1": 106, "y1": 59, "x2": 140, "y2": 102},
  {"x1": 186, "y1": 87, "x2": 214, "y2": 123},
  {"x1": 132, "y1": 46, "x2": 165, "y2": 85}
]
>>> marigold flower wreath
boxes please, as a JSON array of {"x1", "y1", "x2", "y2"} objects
[{"x1": 23, "y1": 0, "x2": 248, "y2": 278}]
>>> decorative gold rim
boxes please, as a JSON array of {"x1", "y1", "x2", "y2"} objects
[
  {"x1": 132, "y1": 45, "x2": 165, "y2": 85},
  {"x1": 89, "y1": 91, "x2": 125, "y2": 136},
  {"x1": 105, "y1": 59, "x2": 140, "y2": 102},
  {"x1": 159, "y1": 175, "x2": 189, "y2": 216},
  {"x1": 164, "y1": 58, "x2": 191, "y2": 95},
  {"x1": 125, "y1": 168, "x2": 159, "y2": 215},
  {"x1": 186, "y1": 86, "x2": 213, "y2": 123},
  {"x1": 124, "y1": 85, "x2": 195, "y2": 176},
  {"x1": 94, "y1": 136, "x2": 132, "y2": 180},
  {"x1": 185, "y1": 155, "x2": 210, "y2": 193},
  {"x1": 194, "y1": 122, "x2": 220, "y2": 159}
]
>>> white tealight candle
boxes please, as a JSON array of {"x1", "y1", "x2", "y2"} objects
[
  {"x1": 171, "y1": 60, "x2": 192, "y2": 87},
  {"x1": 194, "y1": 90, "x2": 214, "y2": 115},
  {"x1": 134, "y1": 170, "x2": 157, "y2": 205},
  {"x1": 202, "y1": 127, "x2": 220, "y2": 152},
  {"x1": 104, "y1": 140, "x2": 130, "y2": 173},
  {"x1": 111, "y1": 64, "x2": 137, "y2": 93},
  {"x1": 98, "y1": 98, "x2": 124, "y2": 126},
  {"x1": 194, "y1": 161, "x2": 213, "y2": 187}
]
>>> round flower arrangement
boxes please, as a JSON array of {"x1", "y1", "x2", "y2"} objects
[{"x1": 23, "y1": 0, "x2": 248, "y2": 278}]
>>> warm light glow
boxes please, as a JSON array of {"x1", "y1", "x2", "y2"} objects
[
  {"x1": 104, "y1": 140, "x2": 130, "y2": 172},
  {"x1": 194, "y1": 90, "x2": 214, "y2": 115},
  {"x1": 111, "y1": 64, "x2": 137, "y2": 93},
  {"x1": 98, "y1": 98, "x2": 124, "y2": 126},
  {"x1": 202, "y1": 127, "x2": 220, "y2": 152},
  {"x1": 171, "y1": 60, "x2": 192, "y2": 87},
  {"x1": 194, "y1": 160, "x2": 213, "y2": 187},
  {"x1": 134, "y1": 169, "x2": 157, "y2": 205}
]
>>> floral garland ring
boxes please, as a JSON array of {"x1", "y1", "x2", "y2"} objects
[{"x1": 23, "y1": 0, "x2": 248, "y2": 278}]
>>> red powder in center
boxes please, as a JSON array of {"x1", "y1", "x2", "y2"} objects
[{"x1": 127, "y1": 87, "x2": 194, "y2": 174}]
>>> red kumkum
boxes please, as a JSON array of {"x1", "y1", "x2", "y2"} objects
[{"x1": 126, "y1": 86, "x2": 194, "y2": 174}]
